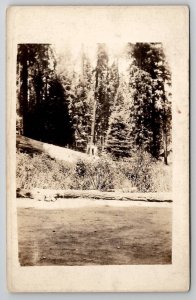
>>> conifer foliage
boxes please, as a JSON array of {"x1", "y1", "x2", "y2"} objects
[
  {"x1": 16, "y1": 42, "x2": 172, "y2": 164},
  {"x1": 105, "y1": 80, "x2": 132, "y2": 158},
  {"x1": 128, "y1": 43, "x2": 172, "y2": 163}
]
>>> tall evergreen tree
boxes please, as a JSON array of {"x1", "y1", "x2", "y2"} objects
[
  {"x1": 65, "y1": 51, "x2": 94, "y2": 151},
  {"x1": 93, "y1": 44, "x2": 110, "y2": 148},
  {"x1": 17, "y1": 44, "x2": 56, "y2": 136},
  {"x1": 105, "y1": 79, "x2": 133, "y2": 158},
  {"x1": 128, "y1": 43, "x2": 172, "y2": 163},
  {"x1": 17, "y1": 44, "x2": 74, "y2": 147},
  {"x1": 91, "y1": 45, "x2": 120, "y2": 152}
]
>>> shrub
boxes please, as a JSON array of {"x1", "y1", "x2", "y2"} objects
[
  {"x1": 51, "y1": 148, "x2": 134, "y2": 191},
  {"x1": 149, "y1": 162, "x2": 172, "y2": 192},
  {"x1": 16, "y1": 149, "x2": 172, "y2": 192},
  {"x1": 117, "y1": 149, "x2": 172, "y2": 192},
  {"x1": 70, "y1": 156, "x2": 119, "y2": 191},
  {"x1": 16, "y1": 151, "x2": 74, "y2": 190}
]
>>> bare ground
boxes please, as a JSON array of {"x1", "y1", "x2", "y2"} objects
[{"x1": 17, "y1": 203, "x2": 172, "y2": 266}]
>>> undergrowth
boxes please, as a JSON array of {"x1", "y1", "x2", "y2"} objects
[{"x1": 16, "y1": 150, "x2": 172, "y2": 192}]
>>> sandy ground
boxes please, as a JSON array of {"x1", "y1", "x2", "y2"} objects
[{"x1": 17, "y1": 198, "x2": 172, "y2": 266}]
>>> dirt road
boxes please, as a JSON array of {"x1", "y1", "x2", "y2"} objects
[{"x1": 17, "y1": 201, "x2": 172, "y2": 266}]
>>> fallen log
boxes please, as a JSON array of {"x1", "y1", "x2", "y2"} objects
[{"x1": 16, "y1": 188, "x2": 172, "y2": 203}]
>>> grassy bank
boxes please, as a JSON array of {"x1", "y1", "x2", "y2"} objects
[{"x1": 16, "y1": 150, "x2": 172, "y2": 193}]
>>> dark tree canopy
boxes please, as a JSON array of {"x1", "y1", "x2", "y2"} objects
[{"x1": 17, "y1": 44, "x2": 74, "y2": 147}]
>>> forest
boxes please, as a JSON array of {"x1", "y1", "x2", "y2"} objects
[{"x1": 16, "y1": 42, "x2": 172, "y2": 193}]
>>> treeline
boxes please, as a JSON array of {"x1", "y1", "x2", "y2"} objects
[{"x1": 16, "y1": 43, "x2": 172, "y2": 164}]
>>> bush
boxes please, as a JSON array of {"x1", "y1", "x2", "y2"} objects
[
  {"x1": 149, "y1": 162, "x2": 172, "y2": 192},
  {"x1": 117, "y1": 150, "x2": 172, "y2": 192},
  {"x1": 16, "y1": 151, "x2": 74, "y2": 190},
  {"x1": 16, "y1": 150, "x2": 172, "y2": 192},
  {"x1": 70, "y1": 155, "x2": 130, "y2": 191}
]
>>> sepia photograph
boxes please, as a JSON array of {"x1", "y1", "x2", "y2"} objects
[
  {"x1": 7, "y1": 6, "x2": 189, "y2": 292},
  {"x1": 16, "y1": 41, "x2": 172, "y2": 266}
]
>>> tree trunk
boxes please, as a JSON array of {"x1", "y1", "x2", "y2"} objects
[
  {"x1": 90, "y1": 95, "x2": 97, "y2": 144},
  {"x1": 20, "y1": 47, "x2": 28, "y2": 136},
  {"x1": 163, "y1": 129, "x2": 168, "y2": 165},
  {"x1": 90, "y1": 69, "x2": 99, "y2": 144},
  {"x1": 162, "y1": 92, "x2": 168, "y2": 165},
  {"x1": 151, "y1": 97, "x2": 158, "y2": 159}
]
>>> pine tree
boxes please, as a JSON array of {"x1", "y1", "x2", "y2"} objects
[
  {"x1": 68, "y1": 51, "x2": 94, "y2": 151},
  {"x1": 17, "y1": 44, "x2": 74, "y2": 147},
  {"x1": 93, "y1": 43, "x2": 109, "y2": 149},
  {"x1": 91, "y1": 45, "x2": 121, "y2": 152},
  {"x1": 17, "y1": 44, "x2": 56, "y2": 136},
  {"x1": 128, "y1": 43, "x2": 172, "y2": 163},
  {"x1": 105, "y1": 80, "x2": 133, "y2": 158}
]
